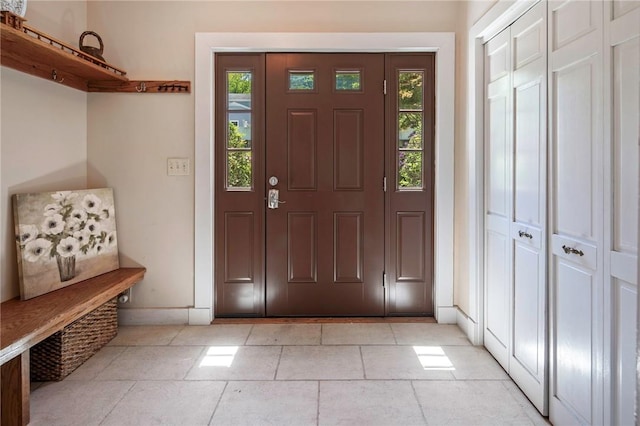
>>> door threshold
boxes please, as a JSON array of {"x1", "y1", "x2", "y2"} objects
[{"x1": 212, "y1": 316, "x2": 436, "y2": 324}]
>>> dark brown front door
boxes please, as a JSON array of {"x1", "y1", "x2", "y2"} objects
[
  {"x1": 265, "y1": 53, "x2": 385, "y2": 316},
  {"x1": 214, "y1": 52, "x2": 434, "y2": 317}
]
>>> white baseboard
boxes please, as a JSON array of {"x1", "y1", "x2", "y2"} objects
[
  {"x1": 436, "y1": 306, "x2": 458, "y2": 324},
  {"x1": 117, "y1": 308, "x2": 189, "y2": 326},
  {"x1": 456, "y1": 308, "x2": 483, "y2": 345},
  {"x1": 188, "y1": 308, "x2": 212, "y2": 325}
]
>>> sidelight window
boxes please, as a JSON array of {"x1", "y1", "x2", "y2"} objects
[
  {"x1": 226, "y1": 71, "x2": 253, "y2": 190},
  {"x1": 397, "y1": 70, "x2": 424, "y2": 190}
]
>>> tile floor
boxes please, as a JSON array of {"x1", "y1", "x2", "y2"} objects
[{"x1": 29, "y1": 323, "x2": 549, "y2": 425}]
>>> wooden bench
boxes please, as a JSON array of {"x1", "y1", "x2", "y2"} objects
[{"x1": 0, "y1": 267, "x2": 145, "y2": 426}]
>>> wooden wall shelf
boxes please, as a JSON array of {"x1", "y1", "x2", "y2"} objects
[{"x1": 0, "y1": 12, "x2": 190, "y2": 93}]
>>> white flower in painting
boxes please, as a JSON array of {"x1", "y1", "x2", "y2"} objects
[
  {"x1": 23, "y1": 238, "x2": 51, "y2": 262},
  {"x1": 41, "y1": 214, "x2": 65, "y2": 235},
  {"x1": 85, "y1": 219, "x2": 101, "y2": 235},
  {"x1": 106, "y1": 231, "x2": 117, "y2": 247},
  {"x1": 56, "y1": 237, "x2": 80, "y2": 258},
  {"x1": 73, "y1": 230, "x2": 91, "y2": 246},
  {"x1": 82, "y1": 194, "x2": 102, "y2": 214},
  {"x1": 51, "y1": 191, "x2": 78, "y2": 204},
  {"x1": 70, "y1": 209, "x2": 87, "y2": 222},
  {"x1": 43, "y1": 203, "x2": 61, "y2": 216},
  {"x1": 17, "y1": 224, "x2": 39, "y2": 244},
  {"x1": 65, "y1": 218, "x2": 82, "y2": 233}
]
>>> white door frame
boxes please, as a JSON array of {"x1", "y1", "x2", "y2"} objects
[{"x1": 192, "y1": 32, "x2": 455, "y2": 324}]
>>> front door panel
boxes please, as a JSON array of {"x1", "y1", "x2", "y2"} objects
[
  {"x1": 265, "y1": 53, "x2": 385, "y2": 316},
  {"x1": 385, "y1": 54, "x2": 435, "y2": 315},
  {"x1": 214, "y1": 54, "x2": 265, "y2": 316}
]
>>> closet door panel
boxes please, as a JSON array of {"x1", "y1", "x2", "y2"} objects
[
  {"x1": 612, "y1": 278, "x2": 637, "y2": 426},
  {"x1": 513, "y1": 242, "x2": 542, "y2": 371},
  {"x1": 487, "y1": 85, "x2": 511, "y2": 219},
  {"x1": 612, "y1": 37, "x2": 639, "y2": 256},
  {"x1": 549, "y1": 1, "x2": 603, "y2": 424},
  {"x1": 612, "y1": 0, "x2": 640, "y2": 19},
  {"x1": 508, "y1": 1, "x2": 548, "y2": 415},
  {"x1": 552, "y1": 0, "x2": 598, "y2": 51},
  {"x1": 513, "y1": 79, "x2": 543, "y2": 226},
  {"x1": 607, "y1": 4, "x2": 639, "y2": 424},
  {"x1": 552, "y1": 60, "x2": 598, "y2": 239},
  {"x1": 484, "y1": 27, "x2": 512, "y2": 369},
  {"x1": 486, "y1": 231, "x2": 510, "y2": 351},
  {"x1": 513, "y1": 14, "x2": 544, "y2": 69},
  {"x1": 554, "y1": 259, "x2": 595, "y2": 425}
]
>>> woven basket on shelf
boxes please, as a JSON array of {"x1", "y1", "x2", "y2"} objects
[{"x1": 30, "y1": 298, "x2": 118, "y2": 381}]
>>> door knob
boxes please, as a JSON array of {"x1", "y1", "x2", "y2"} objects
[
  {"x1": 518, "y1": 230, "x2": 533, "y2": 239},
  {"x1": 267, "y1": 189, "x2": 286, "y2": 209},
  {"x1": 561, "y1": 245, "x2": 584, "y2": 256}
]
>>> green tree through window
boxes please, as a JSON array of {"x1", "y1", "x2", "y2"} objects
[
  {"x1": 227, "y1": 71, "x2": 252, "y2": 188},
  {"x1": 335, "y1": 72, "x2": 361, "y2": 90},
  {"x1": 228, "y1": 72, "x2": 251, "y2": 95},
  {"x1": 398, "y1": 71, "x2": 424, "y2": 189},
  {"x1": 227, "y1": 122, "x2": 252, "y2": 188}
]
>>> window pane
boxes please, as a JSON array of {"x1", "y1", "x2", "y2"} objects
[
  {"x1": 227, "y1": 152, "x2": 252, "y2": 189},
  {"x1": 228, "y1": 114, "x2": 251, "y2": 148},
  {"x1": 398, "y1": 112, "x2": 422, "y2": 149},
  {"x1": 289, "y1": 71, "x2": 315, "y2": 90},
  {"x1": 398, "y1": 151, "x2": 423, "y2": 189},
  {"x1": 398, "y1": 71, "x2": 423, "y2": 110},
  {"x1": 227, "y1": 71, "x2": 252, "y2": 109},
  {"x1": 336, "y1": 71, "x2": 361, "y2": 91}
]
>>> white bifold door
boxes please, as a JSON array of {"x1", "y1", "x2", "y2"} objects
[
  {"x1": 548, "y1": 0, "x2": 639, "y2": 424},
  {"x1": 483, "y1": 1, "x2": 548, "y2": 415},
  {"x1": 548, "y1": 1, "x2": 604, "y2": 423},
  {"x1": 604, "y1": 1, "x2": 639, "y2": 425},
  {"x1": 484, "y1": 0, "x2": 638, "y2": 422}
]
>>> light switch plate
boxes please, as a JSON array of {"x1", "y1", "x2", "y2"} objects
[{"x1": 168, "y1": 158, "x2": 190, "y2": 176}]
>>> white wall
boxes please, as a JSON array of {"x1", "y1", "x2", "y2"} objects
[
  {"x1": 86, "y1": 1, "x2": 461, "y2": 310},
  {"x1": 453, "y1": 0, "x2": 497, "y2": 316},
  {"x1": 1, "y1": 1, "x2": 88, "y2": 302}
]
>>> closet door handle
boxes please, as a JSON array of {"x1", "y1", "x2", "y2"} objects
[
  {"x1": 518, "y1": 230, "x2": 533, "y2": 239},
  {"x1": 562, "y1": 245, "x2": 584, "y2": 257}
]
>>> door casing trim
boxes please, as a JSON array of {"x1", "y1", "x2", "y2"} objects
[{"x1": 194, "y1": 32, "x2": 455, "y2": 324}]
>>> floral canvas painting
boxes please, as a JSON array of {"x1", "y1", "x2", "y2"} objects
[{"x1": 13, "y1": 188, "x2": 119, "y2": 300}]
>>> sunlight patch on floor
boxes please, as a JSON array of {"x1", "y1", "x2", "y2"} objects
[
  {"x1": 199, "y1": 346, "x2": 239, "y2": 368},
  {"x1": 413, "y1": 346, "x2": 455, "y2": 371}
]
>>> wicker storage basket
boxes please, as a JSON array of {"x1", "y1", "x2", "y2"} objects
[{"x1": 30, "y1": 298, "x2": 118, "y2": 381}]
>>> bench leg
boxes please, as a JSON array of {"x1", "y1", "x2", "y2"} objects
[{"x1": 1, "y1": 351, "x2": 29, "y2": 426}]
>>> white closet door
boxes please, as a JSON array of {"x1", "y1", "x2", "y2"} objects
[
  {"x1": 508, "y1": 1, "x2": 548, "y2": 415},
  {"x1": 548, "y1": 1, "x2": 604, "y2": 424},
  {"x1": 484, "y1": 26, "x2": 512, "y2": 370},
  {"x1": 604, "y1": 1, "x2": 639, "y2": 424}
]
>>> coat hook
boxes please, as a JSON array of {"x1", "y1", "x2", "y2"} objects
[
  {"x1": 51, "y1": 70, "x2": 64, "y2": 84},
  {"x1": 136, "y1": 82, "x2": 147, "y2": 93}
]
